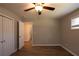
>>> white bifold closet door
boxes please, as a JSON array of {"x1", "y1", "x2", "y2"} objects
[
  {"x1": 2, "y1": 17, "x2": 15, "y2": 56},
  {"x1": 0, "y1": 16, "x2": 3, "y2": 56}
]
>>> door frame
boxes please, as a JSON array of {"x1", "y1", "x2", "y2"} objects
[
  {"x1": 17, "y1": 21, "x2": 19, "y2": 50},
  {"x1": 31, "y1": 22, "x2": 33, "y2": 46}
]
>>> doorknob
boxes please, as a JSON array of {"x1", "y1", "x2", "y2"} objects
[
  {"x1": 3, "y1": 40, "x2": 5, "y2": 42},
  {"x1": 19, "y1": 36, "x2": 21, "y2": 38},
  {"x1": 0, "y1": 41, "x2": 3, "y2": 43},
  {"x1": 0, "y1": 40, "x2": 5, "y2": 43}
]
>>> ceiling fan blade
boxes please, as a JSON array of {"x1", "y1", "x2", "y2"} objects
[
  {"x1": 43, "y1": 6, "x2": 55, "y2": 11},
  {"x1": 24, "y1": 7, "x2": 35, "y2": 11}
]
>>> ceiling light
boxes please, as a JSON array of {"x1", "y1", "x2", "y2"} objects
[{"x1": 35, "y1": 6, "x2": 43, "y2": 12}]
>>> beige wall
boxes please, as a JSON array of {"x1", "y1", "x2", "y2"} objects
[
  {"x1": 32, "y1": 17, "x2": 60, "y2": 44},
  {"x1": 61, "y1": 9, "x2": 79, "y2": 55},
  {"x1": 24, "y1": 22, "x2": 32, "y2": 41},
  {"x1": 0, "y1": 6, "x2": 20, "y2": 20}
]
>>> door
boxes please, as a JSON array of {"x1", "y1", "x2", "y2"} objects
[
  {"x1": 0, "y1": 16, "x2": 3, "y2": 56},
  {"x1": 19, "y1": 21, "x2": 24, "y2": 49},
  {"x1": 3, "y1": 17, "x2": 14, "y2": 55}
]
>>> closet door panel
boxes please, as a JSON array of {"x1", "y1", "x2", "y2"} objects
[
  {"x1": 3, "y1": 17, "x2": 14, "y2": 56},
  {"x1": 12, "y1": 20, "x2": 17, "y2": 52},
  {"x1": 11, "y1": 19, "x2": 15, "y2": 53},
  {"x1": 0, "y1": 16, "x2": 3, "y2": 56}
]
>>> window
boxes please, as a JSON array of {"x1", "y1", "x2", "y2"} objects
[{"x1": 71, "y1": 17, "x2": 79, "y2": 29}]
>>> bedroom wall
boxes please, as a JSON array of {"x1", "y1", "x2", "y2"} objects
[
  {"x1": 61, "y1": 9, "x2": 79, "y2": 55},
  {"x1": 32, "y1": 17, "x2": 61, "y2": 45},
  {"x1": 0, "y1": 6, "x2": 20, "y2": 20}
]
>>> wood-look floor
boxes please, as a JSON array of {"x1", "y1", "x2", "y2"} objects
[{"x1": 13, "y1": 41, "x2": 73, "y2": 56}]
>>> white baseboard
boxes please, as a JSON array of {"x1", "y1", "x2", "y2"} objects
[
  {"x1": 32, "y1": 43, "x2": 77, "y2": 56},
  {"x1": 60, "y1": 45, "x2": 77, "y2": 56},
  {"x1": 10, "y1": 49, "x2": 17, "y2": 56},
  {"x1": 32, "y1": 44, "x2": 60, "y2": 46}
]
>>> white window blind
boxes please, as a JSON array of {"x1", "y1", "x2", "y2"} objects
[{"x1": 71, "y1": 17, "x2": 79, "y2": 29}]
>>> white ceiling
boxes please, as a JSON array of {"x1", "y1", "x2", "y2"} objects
[{"x1": 0, "y1": 3, "x2": 79, "y2": 21}]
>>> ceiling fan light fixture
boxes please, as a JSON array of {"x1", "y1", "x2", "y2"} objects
[
  {"x1": 35, "y1": 6, "x2": 43, "y2": 12},
  {"x1": 24, "y1": 3, "x2": 55, "y2": 15}
]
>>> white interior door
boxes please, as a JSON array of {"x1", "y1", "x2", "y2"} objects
[
  {"x1": 3, "y1": 17, "x2": 14, "y2": 56},
  {"x1": 0, "y1": 16, "x2": 3, "y2": 56},
  {"x1": 19, "y1": 21, "x2": 24, "y2": 49}
]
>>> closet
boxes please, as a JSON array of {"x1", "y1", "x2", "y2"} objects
[{"x1": 0, "y1": 15, "x2": 16, "y2": 56}]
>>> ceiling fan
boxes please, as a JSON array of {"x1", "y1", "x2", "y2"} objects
[{"x1": 24, "y1": 3, "x2": 55, "y2": 15}]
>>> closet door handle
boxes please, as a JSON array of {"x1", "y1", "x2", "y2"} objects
[
  {"x1": 0, "y1": 41, "x2": 4, "y2": 43},
  {"x1": 19, "y1": 36, "x2": 21, "y2": 38},
  {"x1": 0, "y1": 40, "x2": 5, "y2": 43},
  {"x1": 3, "y1": 40, "x2": 5, "y2": 42}
]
